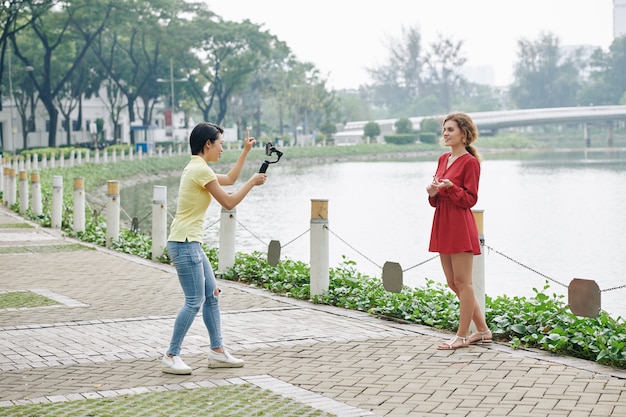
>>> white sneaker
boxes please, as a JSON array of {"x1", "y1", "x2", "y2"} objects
[
  {"x1": 161, "y1": 354, "x2": 192, "y2": 375},
  {"x1": 207, "y1": 349, "x2": 244, "y2": 368}
]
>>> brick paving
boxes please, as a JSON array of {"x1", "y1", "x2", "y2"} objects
[{"x1": 0, "y1": 206, "x2": 625, "y2": 416}]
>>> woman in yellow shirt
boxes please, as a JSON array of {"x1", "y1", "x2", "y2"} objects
[{"x1": 162, "y1": 122, "x2": 266, "y2": 375}]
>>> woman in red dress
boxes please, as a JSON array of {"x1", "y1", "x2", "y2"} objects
[{"x1": 426, "y1": 112, "x2": 492, "y2": 350}]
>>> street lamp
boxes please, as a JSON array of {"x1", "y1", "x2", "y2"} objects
[{"x1": 156, "y1": 58, "x2": 187, "y2": 137}]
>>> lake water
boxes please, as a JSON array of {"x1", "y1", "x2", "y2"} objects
[{"x1": 116, "y1": 150, "x2": 626, "y2": 319}]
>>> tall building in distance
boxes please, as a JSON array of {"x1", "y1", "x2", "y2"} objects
[{"x1": 615, "y1": 0, "x2": 626, "y2": 38}]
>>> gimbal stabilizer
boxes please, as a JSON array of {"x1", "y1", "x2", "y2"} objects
[{"x1": 259, "y1": 142, "x2": 283, "y2": 173}]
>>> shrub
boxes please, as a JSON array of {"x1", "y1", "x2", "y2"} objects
[
  {"x1": 395, "y1": 118, "x2": 413, "y2": 134},
  {"x1": 384, "y1": 134, "x2": 418, "y2": 145}
]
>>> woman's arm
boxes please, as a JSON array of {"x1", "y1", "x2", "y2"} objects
[
  {"x1": 206, "y1": 172, "x2": 266, "y2": 210},
  {"x1": 217, "y1": 131, "x2": 255, "y2": 186}
]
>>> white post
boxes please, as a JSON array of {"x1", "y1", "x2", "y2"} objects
[
  {"x1": 59, "y1": 153, "x2": 64, "y2": 168},
  {"x1": 218, "y1": 207, "x2": 236, "y2": 274},
  {"x1": 49, "y1": 153, "x2": 55, "y2": 168},
  {"x1": 25, "y1": 154, "x2": 31, "y2": 171},
  {"x1": 95, "y1": 149, "x2": 100, "y2": 163},
  {"x1": 85, "y1": 150, "x2": 90, "y2": 163},
  {"x1": 8, "y1": 168, "x2": 16, "y2": 207},
  {"x1": 41, "y1": 154, "x2": 47, "y2": 169},
  {"x1": 51, "y1": 175, "x2": 63, "y2": 229},
  {"x1": 69, "y1": 150, "x2": 75, "y2": 167},
  {"x1": 310, "y1": 199, "x2": 329, "y2": 296},
  {"x1": 31, "y1": 172, "x2": 42, "y2": 216},
  {"x1": 0, "y1": 160, "x2": 5, "y2": 195},
  {"x1": 77, "y1": 149, "x2": 82, "y2": 165},
  {"x1": 129, "y1": 147, "x2": 134, "y2": 161},
  {"x1": 151, "y1": 185, "x2": 167, "y2": 260},
  {"x1": 103, "y1": 149, "x2": 108, "y2": 163},
  {"x1": 32, "y1": 153, "x2": 39, "y2": 171},
  {"x1": 471, "y1": 209, "x2": 486, "y2": 333},
  {"x1": 73, "y1": 177, "x2": 85, "y2": 233},
  {"x1": 19, "y1": 171, "x2": 28, "y2": 214},
  {"x1": 112, "y1": 149, "x2": 117, "y2": 163},
  {"x1": 105, "y1": 180, "x2": 120, "y2": 248}
]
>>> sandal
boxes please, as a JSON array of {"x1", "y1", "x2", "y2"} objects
[
  {"x1": 437, "y1": 335, "x2": 468, "y2": 350},
  {"x1": 469, "y1": 330, "x2": 492, "y2": 345}
]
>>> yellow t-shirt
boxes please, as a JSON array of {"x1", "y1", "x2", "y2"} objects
[{"x1": 168, "y1": 156, "x2": 217, "y2": 243}]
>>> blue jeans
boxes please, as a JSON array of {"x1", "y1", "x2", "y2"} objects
[{"x1": 166, "y1": 241, "x2": 222, "y2": 356}]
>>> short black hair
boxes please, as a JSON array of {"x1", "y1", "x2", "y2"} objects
[{"x1": 189, "y1": 122, "x2": 224, "y2": 155}]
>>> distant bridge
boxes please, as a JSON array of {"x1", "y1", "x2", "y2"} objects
[{"x1": 337, "y1": 105, "x2": 626, "y2": 146}]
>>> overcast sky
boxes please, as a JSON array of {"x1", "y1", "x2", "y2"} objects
[{"x1": 205, "y1": 0, "x2": 615, "y2": 89}]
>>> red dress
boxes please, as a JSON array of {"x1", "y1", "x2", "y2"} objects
[{"x1": 428, "y1": 152, "x2": 481, "y2": 255}]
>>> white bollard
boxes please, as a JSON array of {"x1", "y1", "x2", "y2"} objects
[
  {"x1": 50, "y1": 154, "x2": 55, "y2": 168},
  {"x1": 69, "y1": 150, "x2": 75, "y2": 167},
  {"x1": 41, "y1": 154, "x2": 47, "y2": 169},
  {"x1": 218, "y1": 207, "x2": 236, "y2": 274},
  {"x1": 129, "y1": 147, "x2": 134, "y2": 161},
  {"x1": 73, "y1": 177, "x2": 85, "y2": 233},
  {"x1": 95, "y1": 149, "x2": 100, "y2": 163},
  {"x1": 471, "y1": 209, "x2": 486, "y2": 333},
  {"x1": 112, "y1": 149, "x2": 117, "y2": 163},
  {"x1": 103, "y1": 149, "x2": 108, "y2": 164},
  {"x1": 0, "y1": 160, "x2": 4, "y2": 195},
  {"x1": 59, "y1": 153, "x2": 64, "y2": 168},
  {"x1": 77, "y1": 149, "x2": 82, "y2": 165},
  {"x1": 151, "y1": 185, "x2": 167, "y2": 260},
  {"x1": 31, "y1": 172, "x2": 42, "y2": 216},
  {"x1": 51, "y1": 175, "x2": 63, "y2": 229},
  {"x1": 105, "y1": 180, "x2": 120, "y2": 248},
  {"x1": 310, "y1": 199, "x2": 329, "y2": 296},
  {"x1": 19, "y1": 171, "x2": 28, "y2": 214},
  {"x1": 25, "y1": 154, "x2": 31, "y2": 171},
  {"x1": 7, "y1": 169, "x2": 17, "y2": 207},
  {"x1": 121, "y1": 149, "x2": 125, "y2": 161},
  {"x1": 32, "y1": 153, "x2": 39, "y2": 171},
  {"x1": 85, "y1": 150, "x2": 90, "y2": 163}
]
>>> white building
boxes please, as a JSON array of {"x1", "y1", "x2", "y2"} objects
[{"x1": 0, "y1": 87, "x2": 189, "y2": 154}]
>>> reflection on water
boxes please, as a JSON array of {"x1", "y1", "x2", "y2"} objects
[{"x1": 115, "y1": 151, "x2": 626, "y2": 319}]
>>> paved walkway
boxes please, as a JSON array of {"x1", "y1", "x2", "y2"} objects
[{"x1": 0, "y1": 205, "x2": 625, "y2": 417}]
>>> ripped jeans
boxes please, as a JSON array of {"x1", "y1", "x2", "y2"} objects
[{"x1": 166, "y1": 241, "x2": 222, "y2": 356}]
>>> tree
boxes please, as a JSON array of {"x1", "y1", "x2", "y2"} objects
[
  {"x1": 367, "y1": 25, "x2": 425, "y2": 115},
  {"x1": 91, "y1": 0, "x2": 189, "y2": 145},
  {"x1": 394, "y1": 117, "x2": 413, "y2": 134},
  {"x1": 422, "y1": 33, "x2": 467, "y2": 113},
  {"x1": 10, "y1": 0, "x2": 114, "y2": 148},
  {"x1": 363, "y1": 121, "x2": 380, "y2": 144},
  {"x1": 509, "y1": 32, "x2": 582, "y2": 109},
  {"x1": 578, "y1": 36, "x2": 626, "y2": 106}
]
